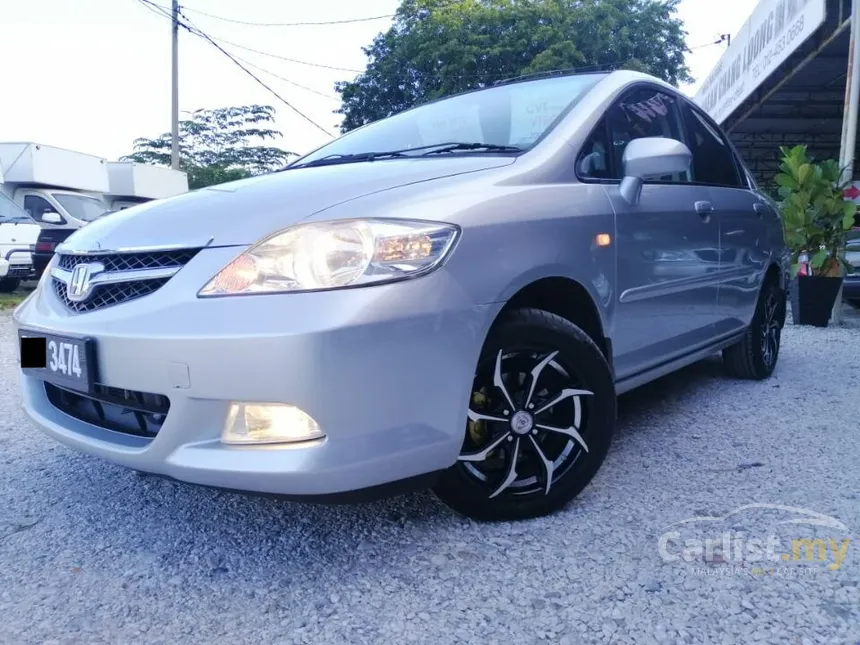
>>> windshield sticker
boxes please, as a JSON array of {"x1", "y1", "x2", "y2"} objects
[
  {"x1": 416, "y1": 106, "x2": 483, "y2": 146},
  {"x1": 621, "y1": 93, "x2": 673, "y2": 123},
  {"x1": 509, "y1": 90, "x2": 572, "y2": 144}
]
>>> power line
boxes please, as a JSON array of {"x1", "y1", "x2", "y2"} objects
[
  {"x1": 136, "y1": 1, "x2": 574, "y2": 80},
  {"x1": 137, "y1": 0, "x2": 334, "y2": 137},
  {"x1": 192, "y1": 32, "x2": 364, "y2": 73},
  {"x1": 138, "y1": 0, "x2": 363, "y2": 72},
  {"x1": 136, "y1": 1, "x2": 646, "y2": 92},
  {"x1": 229, "y1": 53, "x2": 341, "y2": 101},
  {"x1": 172, "y1": 0, "x2": 467, "y2": 27},
  {"x1": 690, "y1": 34, "x2": 732, "y2": 50},
  {"x1": 136, "y1": 0, "x2": 172, "y2": 20},
  {"x1": 180, "y1": 16, "x2": 335, "y2": 136},
  {"x1": 144, "y1": 0, "x2": 342, "y2": 101},
  {"x1": 179, "y1": 4, "x2": 395, "y2": 27}
]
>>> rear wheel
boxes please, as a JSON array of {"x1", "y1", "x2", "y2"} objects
[
  {"x1": 433, "y1": 308, "x2": 616, "y2": 522},
  {"x1": 0, "y1": 278, "x2": 21, "y2": 293},
  {"x1": 723, "y1": 278, "x2": 784, "y2": 380}
]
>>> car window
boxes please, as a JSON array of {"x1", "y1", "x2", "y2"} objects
[
  {"x1": 53, "y1": 193, "x2": 109, "y2": 222},
  {"x1": 0, "y1": 193, "x2": 34, "y2": 224},
  {"x1": 23, "y1": 195, "x2": 59, "y2": 222},
  {"x1": 577, "y1": 118, "x2": 613, "y2": 179},
  {"x1": 681, "y1": 104, "x2": 743, "y2": 188},
  {"x1": 579, "y1": 87, "x2": 690, "y2": 183}
]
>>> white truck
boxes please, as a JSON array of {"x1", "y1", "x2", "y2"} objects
[
  {"x1": 0, "y1": 187, "x2": 40, "y2": 292},
  {"x1": 0, "y1": 142, "x2": 111, "y2": 230},
  {"x1": 0, "y1": 157, "x2": 40, "y2": 291},
  {"x1": 103, "y1": 161, "x2": 188, "y2": 211}
]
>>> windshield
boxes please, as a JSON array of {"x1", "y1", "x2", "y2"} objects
[
  {"x1": 297, "y1": 73, "x2": 607, "y2": 165},
  {"x1": 53, "y1": 193, "x2": 109, "y2": 222},
  {"x1": 0, "y1": 192, "x2": 35, "y2": 224}
]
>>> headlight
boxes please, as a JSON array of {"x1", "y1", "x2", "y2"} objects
[{"x1": 199, "y1": 218, "x2": 460, "y2": 296}]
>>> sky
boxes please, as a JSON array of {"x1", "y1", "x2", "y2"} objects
[{"x1": 0, "y1": 0, "x2": 756, "y2": 163}]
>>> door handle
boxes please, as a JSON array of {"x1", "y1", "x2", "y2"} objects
[{"x1": 694, "y1": 201, "x2": 714, "y2": 220}]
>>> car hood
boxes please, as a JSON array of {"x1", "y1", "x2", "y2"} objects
[{"x1": 60, "y1": 157, "x2": 516, "y2": 252}]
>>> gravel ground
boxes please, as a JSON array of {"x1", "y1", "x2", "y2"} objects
[{"x1": 1, "y1": 308, "x2": 859, "y2": 645}]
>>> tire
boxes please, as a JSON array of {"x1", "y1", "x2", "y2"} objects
[
  {"x1": 722, "y1": 278, "x2": 785, "y2": 380},
  {"x1": 433, "y1": 308, "x2": 616, "y2": 522},
  {"x1": 0, "y1": 278, "x2": 21, "y2": 293}
]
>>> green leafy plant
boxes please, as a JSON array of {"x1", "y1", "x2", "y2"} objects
[
  {"x1": 122, "y1": 105, "x2": 296, "y2": 189},
  {"x1": 775, "y1": 144, "x2": 857, "y2": 277}
]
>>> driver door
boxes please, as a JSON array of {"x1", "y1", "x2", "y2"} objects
[{"x1": 580, "y1": 86, "x2": 722, "y2": 379}]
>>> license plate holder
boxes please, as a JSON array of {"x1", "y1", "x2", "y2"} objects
[{"x1": 18, "y1": 329, "x2": 97, "y2": 394}]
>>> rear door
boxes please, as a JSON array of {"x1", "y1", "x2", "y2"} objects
[
  {"x1": 580, "y1": 85, "x2": 722, "y2": 379},
  {"x1": 679, "y1": 102, "x2": 771, "y2": 335}
]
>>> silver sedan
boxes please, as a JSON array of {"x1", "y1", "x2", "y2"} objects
[{"x1": 13, "y1": 70, "x2": 788, "y2": 521}]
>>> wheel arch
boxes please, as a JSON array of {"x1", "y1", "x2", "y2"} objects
[
  {"x1": 491, "y1": 276, "x2": 612, "y2": 370},
  {"x1": 765, "y1": 260, "x2": 783, "y2": 288}
]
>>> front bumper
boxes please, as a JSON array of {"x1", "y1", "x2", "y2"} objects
[
  {"x1": 3, "y1": 247, "x2": 35, "y2": 279},
  {"x1": 14, "y1": 246, "x2": 496, "y2": 497}
]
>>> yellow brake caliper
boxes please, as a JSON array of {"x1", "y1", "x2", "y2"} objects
[{"x1": 468, "y1": 389, "x2": 489, "y2": 445}]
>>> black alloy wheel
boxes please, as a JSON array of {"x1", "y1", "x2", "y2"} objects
[{"x1": 434, "y1": 308, "x2": 616, "y2": 522}]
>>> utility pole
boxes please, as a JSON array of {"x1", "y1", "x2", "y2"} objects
[{"x1": 170, "y1": 0, "x2": 180, "y2": 170}]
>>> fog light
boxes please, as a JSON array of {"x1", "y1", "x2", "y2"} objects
[{"x1": 222, "y1": 403, "x2": 323, "y2": 445}]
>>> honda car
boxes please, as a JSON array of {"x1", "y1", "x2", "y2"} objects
[{"x1": 14, "y1": 70, "x2": 788, "y2": 521}]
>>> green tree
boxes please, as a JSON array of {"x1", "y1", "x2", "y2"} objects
[
  {"x1": 336, "y1": 0, "x2": 691, "y2": 132},
  {"x1": 123, "y1": 105, "x2": 296, "y2": 189}
]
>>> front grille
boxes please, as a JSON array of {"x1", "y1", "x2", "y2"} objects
[
  {"x1": 54, "y1": 278, "x2": 170, "y2": 313},
  {"x1": 45, "y1": 382, "x2": 170, "y2": 439},
  {"x1": 58, "y1": 249, "x2": 200, "y2": 273},
  {"x1": 53, "y1": 248, "x2": 200, "y2": 313}
]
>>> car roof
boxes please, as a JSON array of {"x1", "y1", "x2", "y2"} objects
[{"x1": 436, "y1": 68, "x2": 674, "y2": 103}]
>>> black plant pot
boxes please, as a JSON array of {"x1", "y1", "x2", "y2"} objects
[{"x1": 796, "y1": 275, "x2": 843, "y2": 327}]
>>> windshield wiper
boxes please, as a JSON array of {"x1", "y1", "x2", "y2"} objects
[
  {"x1": 287, "y1": 150, "x2": 411, "y2": 170},
  {"x1": 285, "y1": 141, "x2": 522, "y2": 170},
  {"x1": 420, "y1": 142, "x2": 523, "y2": 155}
]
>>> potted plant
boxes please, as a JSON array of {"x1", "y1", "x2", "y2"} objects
[{"x1": 775, "y1": 145, "x2": 858, "y2": 327}]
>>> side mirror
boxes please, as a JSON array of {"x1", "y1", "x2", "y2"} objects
[
  {"x1": 42, "y1": 211, "x2": 63, "y2": 224},
  {"x1": 619, "y1": 137, "x2": 692, "y2": 205}
]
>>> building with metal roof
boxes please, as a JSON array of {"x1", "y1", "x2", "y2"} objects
[{"x1": 692, "y1": 0, "x2": 858, "y2": 192}]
